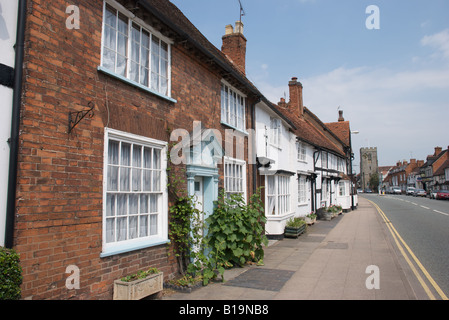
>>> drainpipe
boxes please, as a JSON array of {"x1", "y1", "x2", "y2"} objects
[
  {"x1": 251, "y1": 98, "x2": 260, "y2": 195},
  {"x1": 5, "y1": 0, "x2": 27, "y2": 249}
]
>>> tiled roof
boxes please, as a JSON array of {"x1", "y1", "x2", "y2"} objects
[{"x1": 325, "y1": 121, "x2": 350, "y2": 147}]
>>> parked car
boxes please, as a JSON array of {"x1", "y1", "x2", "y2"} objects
[
  {"x1": 392, "y1": 187, "x2": 402, "y2": 195},
  {"x1": 406, "y1": 187, "x2": 415, "y2": 196},
  {"x1": 435, "y1": 190, "x2": 449, "y2": 200},
  {"x1": 414, "y1": 189, "x2": 427, "y2": 197}
]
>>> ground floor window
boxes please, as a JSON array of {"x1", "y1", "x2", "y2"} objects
[
  {"x1": 298, "y1": 176, "x2": 307, "y2": 204},
  {"x1": 224, "y1": 157, "x2": 246, "y2": 201},
  {"x1": 266, "y1": 175, "x2": 291, "y2": 215},
  {"x1": 102, "y1": 128, "x2": 168, "y2": 256}
]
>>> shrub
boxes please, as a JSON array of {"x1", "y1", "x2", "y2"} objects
[
  {"x1": 0, "y1": 247, "x2": 23, "y2": 300},
  {"x1": 286, "y1": 217, "x2": 306, "y2": 228}
]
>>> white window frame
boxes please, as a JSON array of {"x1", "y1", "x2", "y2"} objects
[
  {"x1": 99, "y1": 0, "x2": 175, "y2": 102},
  {"x1": 101, "y1": 128, "x2": 168, "y2": 257},
  {"x1": 269, "y1": 117, "x2": 281, "y2": 148},
  {"x1": 297, "y1": 141, "x2": 306, "y2": 162},
  {"x1": 221, "y1": 81, "x2": 247, "y2": 132},
  {"x1": 298, "y1": 175, "x2": 307, "y2": 205},
  {"x1": 223, "y1": 156, "x2": 247, "y2": 202},
  {"x1": 266, "y1": 175, "x2": 291, "y2": 216},
  {"x1": 338, "y1": 181, "x2": 346, "y2": 197}
]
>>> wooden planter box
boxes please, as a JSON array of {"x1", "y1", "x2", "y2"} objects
[
  {"x1": 284, "y1": 224, "x2": 306, "y2": 238},
  {"x1": 305, "y1": 217, "x2": 316, "y2": 225},
  {"x1": 113, "y1": 272, "x2": 163, "y2": 300}
]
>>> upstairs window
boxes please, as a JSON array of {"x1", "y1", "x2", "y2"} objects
[
  {"x1": 101, "y1": 2, "x2": 171, "y2": 98},
  {"x1": 221, "y1": 83, "x2": 246, "y2": 132},
  {"x1": 297, "y1": 141, "x2": 306, "y2": 162},
  {"x1": 269, "y1": 117, "x2": 281, "y2": 147}
]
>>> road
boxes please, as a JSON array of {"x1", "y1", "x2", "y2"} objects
[{"x1": 362, "y1": 193, "x2": 449, "y2": 299}]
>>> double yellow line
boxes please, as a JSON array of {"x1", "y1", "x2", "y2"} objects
[{"x1": 367, "y1": 199, "x2": 448, "y2": 300}]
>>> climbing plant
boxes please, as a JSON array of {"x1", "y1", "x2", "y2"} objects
[{"x1": 201, "y1": 189, "x2": 268, "y2": 284}]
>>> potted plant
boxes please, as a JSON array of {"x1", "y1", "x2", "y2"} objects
[
  {"x1": 113, "y1": 267, "x2": 163, "y2": 300},
  {"x1": 305, "y1": 212, "x2": 317, "y2": 225},
  {"x1": 284, "y1": 217, "x2": 307, "y2": 238}
]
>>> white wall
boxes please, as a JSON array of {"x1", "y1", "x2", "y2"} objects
[{"x1": 0, "y1": 1, "x2": 18, "y2": 246}]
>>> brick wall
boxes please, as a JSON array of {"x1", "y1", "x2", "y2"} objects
[{"x1": 15, "y1": 0, "x2": 255, "y2": 299}]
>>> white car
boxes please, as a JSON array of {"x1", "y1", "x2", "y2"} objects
[
  {"x1": 392, "y1": 187, "x2": 402, "y2": 194},
  {"x1": 406, "y1": 187, "x2": 415, "y2": 196}
]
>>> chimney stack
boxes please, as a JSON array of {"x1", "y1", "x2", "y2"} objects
[
  {"x1": 338, "y1": 110, "x2": 344, "y2": 122},
  {"x1": 222, "y1": 21, "x2": 247, "y2": 75},
  {"x1": 434, "y1": 146, "x2": 442, "y2": 156},
  {"x1": 288, "y1": 77, "x2": 304, "y2": 119}
]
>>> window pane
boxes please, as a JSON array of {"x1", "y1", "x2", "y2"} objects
[
  {"x1": 104, "y1": 25, "x2": 116, "y2": 50},
  {"x1": 117, "y1": 33, "x2": 128, "y2": 56},
  {"x1": 129, "y1": 194, "x2": 138, "y2": 215},
  {"x1": 129, "y1": 216, "x2": 138, "y2": 240},
  {"x1": 105, "y1": 5, "x2": 116, "y2": 28},
  {"x1": 120, "y1": 167, "x2": 130, "y2": 191},
  {"x1": 139, "y1": 215, "x2": 148, "y2": 237},
  {"x1": 153, "y1": 149, "x2": 161, "y2": 169},
  {"x1": 160, "y1": 41, "x2": 168, "y2": 60},
  {"x1": 106, "y1": 194, "x2": 116, "y2": 217},
  {"x1": 130, "y1": 61, "x2": 139, "y2": 82},
  {"x1": 140, "y1": 194, "x2": 148, "y2": 213},
  {"x1": 117, "y1": 13, "x2": 128, "y2": 34},
  {"x1": 102, "y1": 48, "x2": 116, "y2": 71},
  {"x1": 144, "y1": 147, "x2": 152, "y2": 168},
  {"x1": 117, "y1": 194, "x2": 127, "y2": 216},
  {"x1": 150, "y1": 214, "x2": 158, "y2": 235},
  {"x1": 107, "y1": 165, "x2": 118, "y2": 191},
  {"x1": 143, "y1": 170, "x2": 152, "y2": 191},
  {"x1": 116, "y1": 55, "x2": 127, "y2": 76},
  {"x1": 150, "y1": 194, "x2": 158, "y2": 213},
  {"x1": 117, "y1": 217, "x2": 127, "y2": 241},
  {"x1": 106, "y1": 218, "x2": 115, "y2": 243},
  {"x1": 142, "y1": 30, "x2": 150, "y2": 48},
  {"x1": 152, "y1": 171, "x2": 160, "y2": 192},
  {"x1": 132, "y1": 168, "x2": 141, "y2": 191}
]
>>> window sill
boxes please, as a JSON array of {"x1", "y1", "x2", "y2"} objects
[
  {"x1": 97, "y1": 66, "x2": 177, "y2": 104},
  {"x1": 100, "y1": 239, "x2": 170, "y2": 258},
  {"x1": 220, "y1": 121, "x2": 248, "y2": 136}
]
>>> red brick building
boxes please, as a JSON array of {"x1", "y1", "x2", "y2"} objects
[{"x1": 7, "y1": 0, "x2": 269, "y2": 299}]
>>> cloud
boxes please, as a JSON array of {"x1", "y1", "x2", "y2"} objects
[{"x1": 421, "y1": 29, "x2": 449, "y2": 60}]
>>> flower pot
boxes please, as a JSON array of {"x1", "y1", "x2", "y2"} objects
[
  {"x1": 284, "y1": 224, "x2": 306, "y2": 238},
  {"x1": 113, "y1": 272, "x2": 163, "y2": 300}
]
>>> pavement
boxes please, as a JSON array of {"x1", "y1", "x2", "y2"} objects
[{"x1": 163, "y1": 197, "x2": 418, "y2": 300}]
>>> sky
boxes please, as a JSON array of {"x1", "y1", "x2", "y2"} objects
[{"x1": 170, "y1": 0, "x2": 449, "y2": 173}]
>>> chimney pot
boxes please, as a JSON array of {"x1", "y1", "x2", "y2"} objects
[
  {"x1": 235, "y1": 21, "x2": 244, "y2": 34},
  {"x1": 225, "y1": 24, "x2": 234, "y2": 35},
  {"x1": 338, "y1": 110, "x2": 344, "y2": 122}
]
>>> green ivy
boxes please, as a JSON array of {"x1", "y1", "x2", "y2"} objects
[
  {"x1": 0, "y1": 247, "x2": 23, "y2": 300},
  {"x1": 201, "y1": 189, "x2": 268, "y2": 285}
]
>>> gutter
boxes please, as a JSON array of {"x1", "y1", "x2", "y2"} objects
[{"x1": 5, "y1": 0, "x2": 27, "y2": 248}]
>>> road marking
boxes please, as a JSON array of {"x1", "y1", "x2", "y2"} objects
[
  {"x1": 367, "y1": 199, "x2": 448, "y2": 300},
  {"x1": 433, "y1": 210, "x2": 449, "y2": 216},
  {"x1": 420, "y1": 206, "x2": 430, "y2": 210},
  {"x1": 411, "y1": 202, "x2": 418, "y2": 206}
]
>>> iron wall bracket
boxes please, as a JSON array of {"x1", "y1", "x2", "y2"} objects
[{"x1": 68, "y1": 101, "x2": 95, "y2": 134}]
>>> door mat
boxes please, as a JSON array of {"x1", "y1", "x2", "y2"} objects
[{"x1": 224, "y1": 268, "x2": 294, "y2": 292}]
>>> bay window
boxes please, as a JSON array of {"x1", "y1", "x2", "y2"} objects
[{"x1": 266, "y1": 175, "x2": 291, "y2": 215}]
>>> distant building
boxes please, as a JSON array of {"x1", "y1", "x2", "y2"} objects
[{"x1": 360, "y1": 147, "x2": 378, "y2": 190}]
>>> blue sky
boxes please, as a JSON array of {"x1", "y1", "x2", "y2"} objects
[{"x1": 170, "y1": 0, "x2": 449, "y2": 171}]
